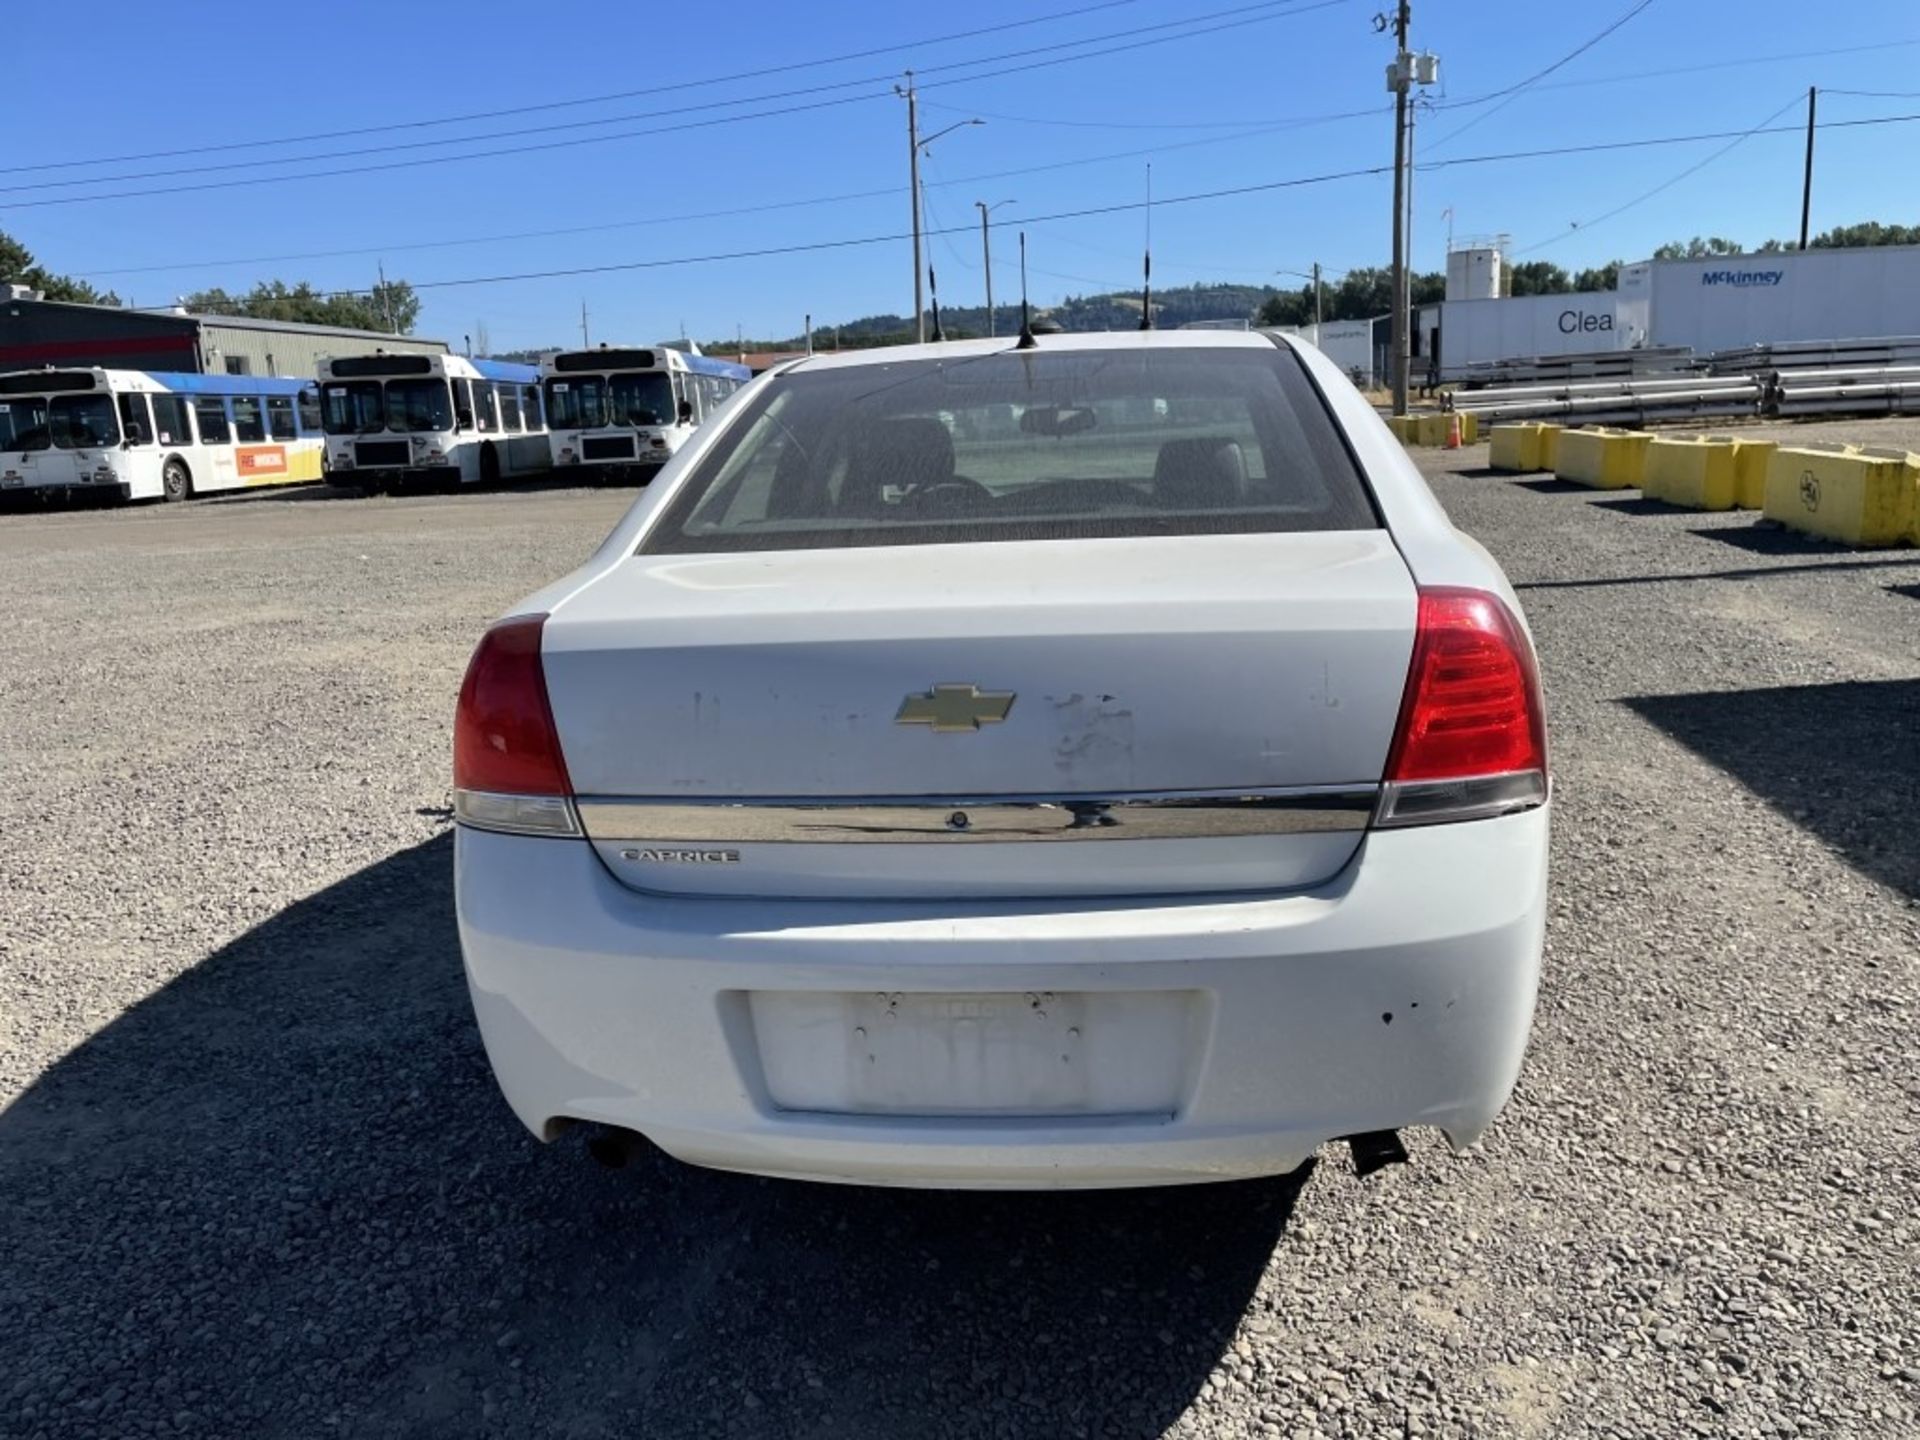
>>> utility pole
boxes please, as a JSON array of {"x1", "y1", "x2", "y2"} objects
[
  {"x1": 377, "y1": 260, "x2": 395, "y2": 334},
  {"x1": 1387, "y1": 0, "x2": 1412, "y2": 416},
  {"x1": 977, "y1": 203, "x2": 995, "y2": 337},
  {"x1": 1312, "y1": 261, "x2": 1323, "y2": 330},
  {"x1": 899, "y1": 72, "x2": 926, "y2": 344},
  {"x1": 805, "y1": 312, "x2": 813, "y2": 355},
  {"x1": 1799, "y1": 86, "x2": 1817, "y2": 251},
  {"x1": 579, "y1": 301, "x2": 589, "y2": 348}
]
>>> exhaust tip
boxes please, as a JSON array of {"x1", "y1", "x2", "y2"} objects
[
  {"x1": 1344, "y1": 1130, "x2": 1409, "y2": 1179},
  {"x1": 585, "y1": 1126, "x2": 646, "y2": 1171}
]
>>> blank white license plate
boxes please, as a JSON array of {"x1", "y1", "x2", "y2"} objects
[{"x1": 748, "y1": 990, "x2": 1197, "y2": 1118}]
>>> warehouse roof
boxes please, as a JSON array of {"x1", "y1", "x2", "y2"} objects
[{"x1": 2, "y1": 295, "x2": 446, "y2": 348}]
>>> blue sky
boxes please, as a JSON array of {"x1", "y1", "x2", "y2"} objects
[{"x1": 9, "y1": 0, "x2": 1916, "y2": 351}]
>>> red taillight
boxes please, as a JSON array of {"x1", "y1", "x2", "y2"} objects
[
  {"x1": 1379, "y1": 588, "x2": 1547, "y2": 826},
  {"x1": 453, "y1": 614, "x2": 573, "y2": 799}
]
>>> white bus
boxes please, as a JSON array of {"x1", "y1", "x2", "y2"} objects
[
  {"x1": 0, "y1": 368, "x2": 324, "y2": 503},
  {"x1": 541, "y1": 344, "x2": 751, "y2": 477},
  {"x1": 317, "y1": 353, "x2": 548, "y2": 489}
]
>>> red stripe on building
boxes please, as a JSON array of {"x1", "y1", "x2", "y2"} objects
[{"x1": 0, "y1": 333, "x2": 198, "y2": 364}]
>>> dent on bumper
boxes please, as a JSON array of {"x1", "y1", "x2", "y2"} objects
[{"x1": 454, "y1": 808, "x2": 1549, "y2": 1187}]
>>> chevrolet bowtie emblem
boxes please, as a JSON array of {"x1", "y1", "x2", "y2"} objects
[{"x1": 895, "y1": 684, "x2": 1016, "y2": 733}]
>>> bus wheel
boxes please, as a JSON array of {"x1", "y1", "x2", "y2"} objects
[
  {"x1": 479, "y1": 443, "x2": 501, "y2": 486},
  {"x1": 161, "y1": 458, "x2": 193, "y2": 503}
]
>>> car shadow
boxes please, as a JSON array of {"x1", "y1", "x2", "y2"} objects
[
  {"x1": 1624, "y1": 679, "x2": 1920, "y2": 901},
  {"x1": 0, "y1": 833, "x2": 1303, "y2": 1438},
  {"x1": 1513, "y1": 554, "x2": 1920, "y2": 591}
]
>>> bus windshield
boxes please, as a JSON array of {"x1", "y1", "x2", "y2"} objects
[
  {"x1": 323, "y1": 382, "x2": 385, "y2": 435},
  {"x1": 0, "y1": 396, "x2": 52, "y2": 451},
  {"x1": 545, "y1": 376, "x2": 605, "y2": 430},
  {"x1": 50, "y1": 395, "x2": 119, "y2": 449},
  {"x1": 608, "y1": 372, "x2": 675, "y2": 427},
  {"x1": 384, "y1": 379, "x2": 453, "y2": 433}
]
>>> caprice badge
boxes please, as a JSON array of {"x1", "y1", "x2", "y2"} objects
[
  {"x1": 620, "y1": 848, "x2": 741, "y2": 865},
  {"x1": 895, "y1": 684, "x2": 1017, "y2": 734}
]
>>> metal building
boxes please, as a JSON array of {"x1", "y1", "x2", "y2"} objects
[{"x1": 0, "y1": 291, "x2": 447, "y2": 377}]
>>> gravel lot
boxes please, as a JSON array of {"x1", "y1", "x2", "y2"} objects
[{"x1": 2, "y1": 431, "x2": 1917, "y2": 1439}]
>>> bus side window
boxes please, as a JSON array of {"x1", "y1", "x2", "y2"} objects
[
  {"x1": 150, "y1": 394, "x2": 190, "y2": 446},
  {"x1": 497, "y1": 383, "x2": 523, "y2": 433},
  {"x1": 477, "y1": 381, "x2": 499, "y2": 432},
  {"x1": 267, "y1": 395, "x2": 298, "y2": 440},
  {"x1": 232, "y1": 395, "x2": 267, "y2": 443},
  {"x1": 118, "y1": 393, "x2": 153, "y2": 446},
  {"x1": 522, "y1": 385, "x2": 543, "y2": 431},
  {"x1": 193, "y1": 397, "x2": 232, "y2": 446},
  {"x1": 297, "y1": 388, "x2": 322, "y2": 434}
]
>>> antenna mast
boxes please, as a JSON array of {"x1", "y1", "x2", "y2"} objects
[
  {"x1": 1139, "y1": 162, "x2": 1153, "y2": 331},
  {"x1": 1016, "y1": 231, "x2": 1038, "y2": 350}
]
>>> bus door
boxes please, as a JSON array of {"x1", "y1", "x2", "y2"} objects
[
  {"x1": 0, "y1": 396, "x2": 49, "y2": 491},
  {"x1": 116, "y1": 392, "x2": 162, "y2": 497}
]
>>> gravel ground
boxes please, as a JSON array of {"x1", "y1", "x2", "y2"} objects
[{"x1": 2, "y1": 439, "x2": 1917, "y2": 1439}]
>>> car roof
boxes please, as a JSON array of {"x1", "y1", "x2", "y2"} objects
[{"x1": 781, "y1": 328, "x2": 1291, "y2": 374}]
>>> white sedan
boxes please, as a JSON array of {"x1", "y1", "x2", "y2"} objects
[{"x1": 452, "y1": 330, "x2": 1549, "y2": 1189}]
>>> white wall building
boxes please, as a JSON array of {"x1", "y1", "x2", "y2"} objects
[{"x1": 1264, "y1": 319, "x2": 1381, "y2": 387}]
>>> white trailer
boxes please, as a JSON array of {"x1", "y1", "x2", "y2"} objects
[
  {"x1": 1647, "y1": 244, "x2": 1920, "y2": 352},
  {"x1": 1430, "y1": 292, "x2": 1651, "y2": 381}
]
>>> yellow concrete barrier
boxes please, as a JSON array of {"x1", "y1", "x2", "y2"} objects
[
  {"x1": 1537, "y1": 423, "x2": 1563, "y2": 473},
  {"x1": 1489, "y1": 423, "x2": 1544, "y2": 473},
  {"x1": 1555, "y1": 427, "x2": 1653, "y2": 490},
  {"x1": 1644, "y1": 436, "x2": 1740, "y2": 510},
  {"x1": 1700, "y1": 435, "x2": 1778, "y2": 509},
  {"x1": 1390, "y1": 411, "x2": 1479, "y2": 448},
  {"x1": 1763, "y1": 446, "x2": 1919, "y2": 547}
]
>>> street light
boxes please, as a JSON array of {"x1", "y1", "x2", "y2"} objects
[
  {"x1": 1274, "y1": 265, "x2": 1325, "y2": 330},
  {"x1": 894, "y1": 76, "x2": 983, "y2": 342},
  {"x1": 975, "y1": 199, "x2": 1016, "y2": 336}
]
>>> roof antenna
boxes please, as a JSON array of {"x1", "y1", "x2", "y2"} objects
[
  {"x1": 1138, "y1": 161, "x2": 1154, "y2": 331},
  {"x1": 1016, "y1": 231, "x2": 1038, "y2": 349},
  {"x1": 928, "y1": 263, "x2": 945, "y2": 342}
]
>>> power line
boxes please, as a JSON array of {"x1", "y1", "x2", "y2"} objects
[
  {"x1": 0, "y1": 0, "x2": 1343, "y2": 209},
  {"x1": 920, "y1": 36, "x2": 1920, "y2": 133},
  {"x1": 75, "y1": 103, "x2": 1920, "y2": 284},
  {"x1": 1514, "y1": 94, "x2": 1811, "y2": 254},
  {"x1": 1423, "y1": 0, "x2": 1658, "y2": 153},
  {"x1": 0, "y1": 0, "x2": 1145, "y2": 177},
  {"x1": 0, "y1": 0, "x2": 1326, "y2": 196},
  {"x1": 253, "y1": 111, "x2": 1920, "y2": 302}
]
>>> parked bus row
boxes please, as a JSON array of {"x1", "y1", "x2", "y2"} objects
[{"x1": 0, "y1": 343, "x2": 751, "y2": 504}]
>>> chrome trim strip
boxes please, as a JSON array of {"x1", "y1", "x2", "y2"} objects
[{"x1": 575, "y1": 786, "x2": 1379, "y2": 844}]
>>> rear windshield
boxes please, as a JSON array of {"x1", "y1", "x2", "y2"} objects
[{"x1": 641, "y1": 344, "x2": 1375, "y2": 554}]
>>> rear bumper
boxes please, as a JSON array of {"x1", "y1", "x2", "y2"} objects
[{"x1": 454, "y1": 807, "x2": 1548, "y2": 1188}]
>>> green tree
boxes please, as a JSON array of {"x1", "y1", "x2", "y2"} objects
[
  {"x1": 1652, "y1": 236, "x2": 1743, "y2": 260},
  {"x1": 0, "y1": 227, "x2": 120, "y2": 306},
  {"x1": 1507, "y1": 261, "x2": 1572, "y2": 297},
  {"x1": 1573, "y1": 261, "x2": 1621, "y2": 291},
  {"x1": 184, "y1": 277, "x2": 422, "y2": 335}
]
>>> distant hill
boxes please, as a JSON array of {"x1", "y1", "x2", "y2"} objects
[{"x1": 701, "y1": 282, "x2": 1285, "y2": 353}]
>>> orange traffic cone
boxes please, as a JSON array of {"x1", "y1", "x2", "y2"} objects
[{"x1": 1444, "y1": 412, "x2": 1462, "y2": 450}]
